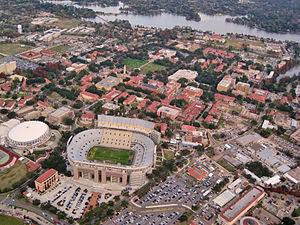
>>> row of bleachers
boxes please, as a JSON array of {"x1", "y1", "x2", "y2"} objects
[
  {"x1": 67, "y1": 128, "x2": 155, "y2": 168},
  {"x1": 100, "y1": 129, "x2": 133, "y2": 149}
]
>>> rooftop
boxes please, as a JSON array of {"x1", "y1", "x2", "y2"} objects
[{"x1": 35, "y1": 168, "x2": 57, "y2": 184}]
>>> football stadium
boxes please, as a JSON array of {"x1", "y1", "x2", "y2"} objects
[{"x1": 67, "y1": 115, "x2": 160, "y2": 188}]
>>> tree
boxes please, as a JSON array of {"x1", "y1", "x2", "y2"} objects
[
  {"x1": 33, "y1": 199, "x2": 41, "y2": 206},
  {"x1": 280, "y1": 217, "x2": 295, "y2": 225},
  {"x1": 165, "y1": 129, "x2": 173, "y2": 138},
  {"x1": 63, "y1": 117, "x2": 74, "y2": 126},
  {"x1": 41, "y1": 151, "x2": 67, "y2": 174},
  {"x1": 121, "y1": 200, "x2": 129, "y2": 208},
  {"x1": 178, "y1": 213, "x2": 188, "y2": 222},
  {"x1": 7, "y1": 111, "x2": 17, "y2": 119}
]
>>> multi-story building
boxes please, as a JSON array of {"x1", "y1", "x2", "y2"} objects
[
  {"x1": 219, "y1": 186, "x2": 265, "y2": 225},
  {"x1": 47, "y1": 106, "x2": 75, "y2": 125},
  {"x1": 0, "y1": 61, "x2": 16, "y2": 75},
  {"x1": 217, "y1": 75, "x2": 236, "y2": 92},
  {"x1": 35, "y1": 169, "x2": 59, "y2": 193}
]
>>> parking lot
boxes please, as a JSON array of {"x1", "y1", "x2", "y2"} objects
[
  {"x1": 28, "y1": 178, "x2": 115, "y2": 219},
  {"x1": 138, "y1": 175, "x2": 212, "y2": 207},
  {"x1": 107, "y1": 209, "x2": 183, "y2": 225}
]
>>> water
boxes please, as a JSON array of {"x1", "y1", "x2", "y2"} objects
[
  {"x1": 47, "y1": 0, "x2": 300, "y2": 43},
  {"x1": 277, "y1": 64, "x2": 300, "y2": 82}
]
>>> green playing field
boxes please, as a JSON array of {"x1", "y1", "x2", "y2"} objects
[{"x1": 87, "y1": 146, "x2": 134, "y2": 165}]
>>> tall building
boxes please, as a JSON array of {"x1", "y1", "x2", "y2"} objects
[
  {"x1": 217, "y1": 75, "x2": 236, "y2": 92},
  {"x1": 35, "y1": 169, "x2": 59, "y2": 193},
  {"x1": 17, "y1": 24, "x2": 22, "y2": 34},
  {"x1": 0, "y1": 61, "x2": 17, "y2": 75}
]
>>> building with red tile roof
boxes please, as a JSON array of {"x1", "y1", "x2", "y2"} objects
[
  {"x1": 155, "y1": 123, "x2": 168, "y2": 134},
  {"x1": 18, "y1": 95, "x2": 35, "y2": 108},
  {"x1": 35, "y1": 168, "x2": 59, "y2": 193},
  {"x1": 80, "y1": 111, "x2": 95, "y2": 127},
  {"x1": 137, "y1": 99, "x2": 149, "y2": 110},
  {"x1": 157, "y1": 105, "x2": 180, "y2": 120},
  {"x1": 80, "y1": 91, "x2": 99, "y2": 102},
  {"x1": 214, "y1": 93, "x2": 235, "y2": 103},
  {"x1": 203, "y1": 47, "x2": 235, "y2": 59},
  {"x1": 20, "y1": 51, "x2": 42, "y2": 60},
  {"x1": 37, "y1": 100, "x2": 50, "y2": 109},
  {"x1": 40, "y1": 49, "x2": 56, "y2": 57},
  {"x1": 209, "y1": 101, "x2": 229, "y2": 117},
  {"x1": 247, "y1": 89, "x2": 269, "y2": 103},
  {"x1": 4, "y1": 100, "x2": 16, "y2": 111},
  {"x1": 0, "y1": 82, "x2": 12, "y2": 92},
  {"x1": 180, "y1": 102, "x2": 205, "y2": 122},
  {"x1": 187, "y1": 166, "x2": 208, "y2": 181},
  {"x1": 26, "y1": 161, "x2": 41, "y2": 172},
  {"x1": 181, "y1": 125, "x2": 197, "y2": 133},
  {"x1": 123, "y1": 95, "x2": 137, "y2": 105},
  {"x1": 102, "y1": 89, "x2": 121, "y2": 102},
  {"x1": 146, "y1": 101, "x2": 161, "y2": 113},
  {"x1": 114, "y1": 92, "x2": 129, "y2": 102},
  {"x1": 180, "y1": 86, "x2": 203, "y2": 102}
]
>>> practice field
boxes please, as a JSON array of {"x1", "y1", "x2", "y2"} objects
[
  {"x1": 141, "y1": 62, "x2": 166, "y2": 73},
  {"x1": 0, "y1": 162, "x2": 28, "y2": 192},
  {"x1": 0, "y1": 215, "x2": 24, "y2": 225},
  {"x1": 0, "y1": 43, "x2": 32, "y2": 55},
  {"x1": 50, "y1": 44, "x2": 70, "y2": 54},
  {"x1": 53, "y1": 18, "x2": 81, "y2": 29},
  {"x1": 122, "y1": 58, "x2": 148, "y2": 69},
  {"x1": 87, "y1": 146, "x2": 134, "y2": 165}
]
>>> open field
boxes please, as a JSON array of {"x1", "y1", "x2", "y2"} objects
[
  {"x1": 225, "y1": 38, "x2": 265, "y2": 49},
  {"x1": 0, "y1": 43, "x2": 32, "y2": 55},
  {"x1": 141, "y1": 62, "x2": 166, "y2": 73},
  {"x1": 122, "y1": 58, "x2": 148, "y2": 69},
  {"x1": 163, "y1": 150, "x2": 175, "y2": 160},
  {"x1": 0, "y1": 162, "x2": 28, "y2": 192},
  {"x1": 53, "y1": 18, "x2": 81, "y2": 29},
  {"x1": 0, "y1": 215, "x2": 25, "y2": 225},
  {"x1": 217, "y1": 159, "x2": 236, "y2": 172},
  {"x1": 292, "y1": 206, "x2": 300, "y2": 217},
  {"x1": 50, "y1": 44, "x2": 70, "y2": 54},
  {"x1": 87, "y1": 146, "x2": 134, "y2": 165}
]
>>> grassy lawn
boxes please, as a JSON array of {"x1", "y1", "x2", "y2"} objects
[
  {"x1": 53, "y1": 18, "x2": 81, "y2": 29},
  {"x1": 142, "y1": 62, "x2": 166, "y2": 73},
  {"x1": 0, "y1": 43, "x2": 32, "y2": 55},
  {"x1": 217, "y1": 159, "x2": 236, "y2": 172},
  {"x1": 122, "y1": 58, "x2": 148, "y2": 70},
  {"x1": 292, "y1": 207, "x2": 300, "y2": 217},
  {"x1": 87, "y1": 146, "x2": 134, "y2": 165},
  {"x1": 49, "y1": 92, "x2": 63, "y2": 101},
  {"x1": 0, "y1": 215, "x2": 25, "y2": 225},
  {"x1": 50, "y1": 44, "x2": 70, "y2": 54},
  {"x1": 163, "y1": 150, "x2": 175, "y2": 160},
  {"x1": 0, "y1": 162, "x2": 28, "y2": 192},
  {"x1": 225, "y1": 38, "x2": 265, "y2": 49}
]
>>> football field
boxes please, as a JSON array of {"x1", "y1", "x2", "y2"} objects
[{"x1": 87, "y1": 146, "x2": 134, "y2": 165}]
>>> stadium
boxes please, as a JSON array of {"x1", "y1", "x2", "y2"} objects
[
  {"x1": 67, "y1": 115, "x2": 160, "y2": 188},
  {"x1": 6, "y1": 121, "x2": 51, "y2": 149}
]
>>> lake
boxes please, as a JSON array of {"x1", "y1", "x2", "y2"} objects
[
  {"x1": 47, "y1": 0, "x2": 300, "y2": 43},
  {"x1": 277, "y1": 64, "x2": 300, "y2": 82}
]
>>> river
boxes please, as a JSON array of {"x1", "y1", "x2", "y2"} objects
[{"x1": 47, "y1": 1, "x2": 300, "y2": 43}]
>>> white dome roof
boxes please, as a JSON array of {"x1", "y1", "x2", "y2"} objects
[{"x1": 8, "y1": 121, "x2": 49, "y2": 143}]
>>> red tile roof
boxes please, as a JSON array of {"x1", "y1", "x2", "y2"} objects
[
  {"x1": 35, "y1": 168, "x2": 57, "y2": 183},
  {"x1": 188, "y1": 167, "x2": 207, "y2": 181}
]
